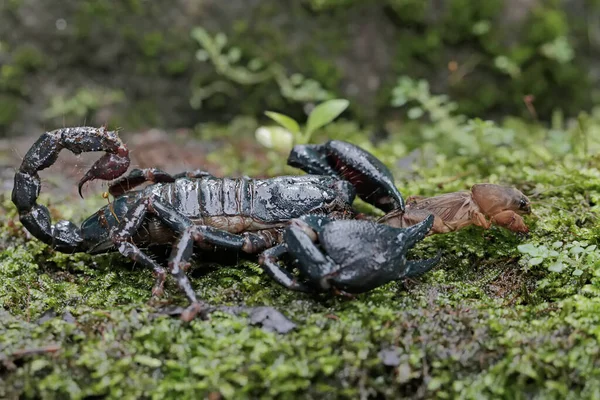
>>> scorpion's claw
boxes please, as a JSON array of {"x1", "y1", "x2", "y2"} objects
[
  {"x1": 288, "y1": 140, "x2": 405, "y2": 212},
  {"x1": 78, "y1": 152, "x2": 130, "y2": 198}
]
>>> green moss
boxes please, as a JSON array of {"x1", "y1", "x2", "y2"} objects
[{"x1": 2, "y1": 111, "x2": 600, "y2": 397}]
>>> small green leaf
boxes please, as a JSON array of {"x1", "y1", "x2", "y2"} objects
[
  {"x1": 518, "y1": 243, "x2": 537, "y2": 255},
  {"x1": 573, "y1": 269, "x2": 584, "y2": 276},
  {"x1": 134, "y1": 354, "x2": 162, "y2": 368},
  {"x1": 571, "y1": 246, "x2": 585, "y2": 255},
  {"x1": 305, "y1": 99, "x2": 350, "y2": 138},
  {"x1": 264, "y1": 111, "x2": 300, "y2": 134},
  {"x1": 30, "y1": 359, "x2": 50, "y2": 373},
  {"x1": 528, "y1": 257, "x2": 545, "y2": 266},
  {"x1": 407, "y1": 107, "x2": 424, "y2": 119},
  {"x1": 548, "y1": 262, "x2": 565, "y2": 273}
]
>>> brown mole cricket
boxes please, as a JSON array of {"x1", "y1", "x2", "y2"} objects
[{"x1": 379, "y1": 184, "x2": 531, "y2": 235}]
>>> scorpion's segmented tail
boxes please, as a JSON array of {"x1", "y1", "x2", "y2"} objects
[{"x1": 12, "y1": 127, "x2": 130, "y2": 252}]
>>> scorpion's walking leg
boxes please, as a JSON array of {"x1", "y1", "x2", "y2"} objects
[
  {"x1": 259, "y1": 245, "x2": 313, "y2": 292},
  {"x1": 109, "y1": 168, "x2": 215, "y2": 196},
  {"x1": 258, "y1": 215, "x2": 338, "y2": 293},
  {"x1": 109, "y1": 197, "x2": 208, "y2": 319},
  {"x1": 109, "y1": 168, "x2": 176, "y2": 196},
  {"x1": 284, "y1": 220, "x2": 337, "y2": 284},
  {"x1": 109, "y1": 199, "x2": 168, "y2": 298},
  {"x1": 114, "y1": 197, "x2": 283, "y2": 320}
]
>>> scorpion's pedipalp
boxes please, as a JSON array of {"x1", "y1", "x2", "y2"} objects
[
  {"x1": 403, "y1": 251, "x2": 442, "y2": 278},
  {"x1": 284, "y1": 220, "x2": 338, "y2": 284},
  {"x1": 277, "y1": 217, "x2": 438, "y2": 294},
  {"x1": 288, "y1": 140, "x2": 405, "y2": 212},
  {"x1": 108, "y1": 168, "x2": 216, "y2": 197},
  {"x1": 287, "y1": 144, "x2": 338, "y2": 176},
  {"x1": 400, "y1": 214, "x2": 435, "y2": 248},
  {"x1": 12, "y1": 127, "x2": 130, "y2": 252}
]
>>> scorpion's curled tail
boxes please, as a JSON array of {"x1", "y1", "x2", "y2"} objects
[{"x1": 12, "y1": 127, "x2": 130, "y2": 252}]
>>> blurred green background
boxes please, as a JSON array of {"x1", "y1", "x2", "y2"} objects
[
  {"x1": 1, "y1": 0, "x2": 598, "y2": 136},
  {"x1": 3, "y1": 2, "x2": 600, "y2": 399}
]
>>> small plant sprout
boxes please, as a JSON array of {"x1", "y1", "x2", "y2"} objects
[
  {"x1": 256, "y1": 99, "x2": 350, "y2": 150},
  {"x1": 254, "y1": 126, "x2": 294, "y2": 153},
  {"x1": 518, "y1": 241, "x2": 599, "y2": 276}
]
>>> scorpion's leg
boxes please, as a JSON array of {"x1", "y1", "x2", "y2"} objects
[
  {"x1": 109, "y1": 197, "x2": 208, "y2": 319},
  {"x1": 172, "y1": 169, "x2": 214, "y2": 179},
  {"x1": 288, "y1": 140, "x2": 404, "y2": 212},
  {"x1": 108, "y1": 199, "x2": 168, "y2": 297},
  {"x1": 109, "y1": 168, "x2": 176, "y2": 196},
  {"x1": 12, "y1": 127, "x2": 129, "y2": 252},
  {"x1": 118, "y1": 196, "x2": 292, "y2": 320},
  {"x1": 258, "y1": 245, "x2": 314, "y2": 292},
  {"x1": 109, "y1": 168, "x2": 215, "y2": 196}
]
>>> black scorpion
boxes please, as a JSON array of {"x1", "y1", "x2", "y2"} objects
[{"x1": 12, "y1": 127, "x2": 439, "y2": 320}]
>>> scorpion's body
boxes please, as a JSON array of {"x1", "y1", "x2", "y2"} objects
[
  {"x1": 13, "y1": 127, "x2": 440, "y2": 320},
  {"x1": 82, "y1": 175, "x2": 356, "y2": 254}
]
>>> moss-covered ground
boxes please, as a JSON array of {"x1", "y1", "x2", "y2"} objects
[{"x1": 1, "y1": 116, "x2": 600, "y2": 399}]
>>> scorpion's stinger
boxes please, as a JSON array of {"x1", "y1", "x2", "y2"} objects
[{"x1": 12, "y1": 127, "x2": 130, "y2": 252}]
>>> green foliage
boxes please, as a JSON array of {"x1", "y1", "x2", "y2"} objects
[
  {"x1": 258, "y1": 99, "x2": 349, "y2": 151},
  {"x1": 305, "y1": 99, "x2": 350, "y2": 139},
  {"x1": 190, "y1": 27, "x2": 331, "y2": 110},
  {"x1": 44, "y1": 87, "x2": 125, "y2": 123},
  {"x1": 0, "y1": 94, "x2": 19, "y2": 126},
  {"x1": 390, "y1": 76, "x2": 600, "y2": 166},
  {"x1": 0, "y1": 1, "x2": 597, "y2": 135}
]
